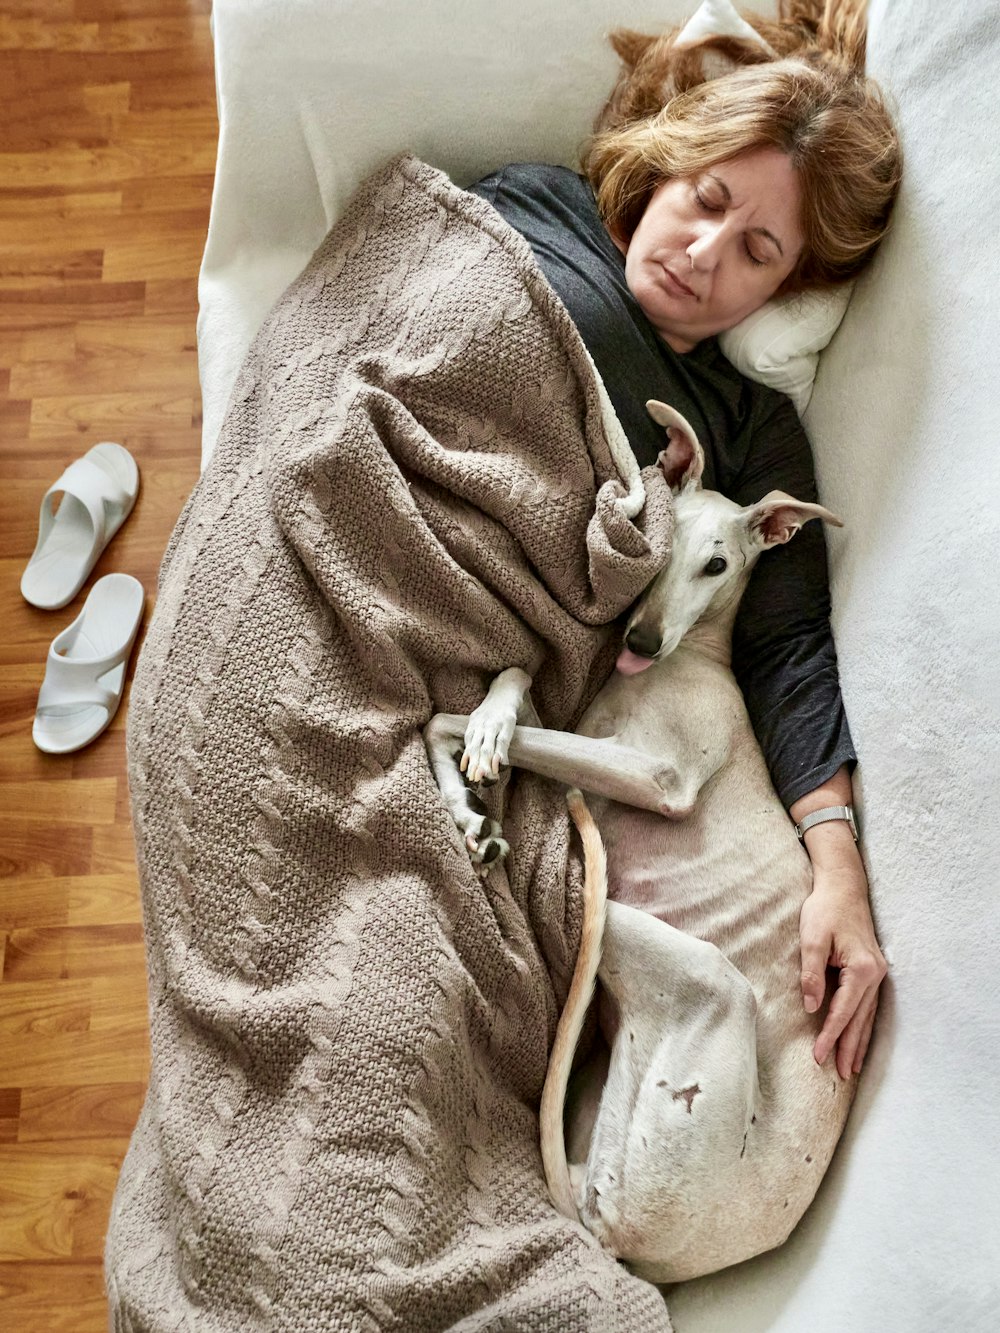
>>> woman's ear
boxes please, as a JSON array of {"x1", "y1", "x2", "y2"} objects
[{"x1": 647, "y1": 399, "x2": 706, "y2": 490}]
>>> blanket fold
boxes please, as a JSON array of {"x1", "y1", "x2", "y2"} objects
[{"x1": 106, "y1": 153, "x2": 674, "y2": 1332}]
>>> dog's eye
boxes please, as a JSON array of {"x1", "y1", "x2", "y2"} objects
[{"x1": 704, "y1": 556, "x2": 728, "y2": 576}]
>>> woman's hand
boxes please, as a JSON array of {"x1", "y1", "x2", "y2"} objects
[
  {"x1": 799, "y1": 859, "x2": 887, "y2": 1078},
  {"x1": 790, "y1": 767, "x2": 888, "y2": 1080}
]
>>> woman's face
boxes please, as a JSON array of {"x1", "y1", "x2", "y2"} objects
[{"x1": 619, "y1": 147, "x2": 805, "y2": 352}]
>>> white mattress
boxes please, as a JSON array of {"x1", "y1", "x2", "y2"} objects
[{"x1": 197, "y1": 1, "x2": 1000, "y2": 1327}]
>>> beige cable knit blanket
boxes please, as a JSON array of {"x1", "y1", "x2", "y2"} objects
[{"x1": 105, "y1": 154, "x2": 676, "y2": 1331}]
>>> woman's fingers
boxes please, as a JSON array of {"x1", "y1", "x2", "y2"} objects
[
  {"x1": 814, "y1": 964, "x2": 884, "y2": 1076},
  {"x1": 833, "y1": 986, "x2": 879, "y2": 1079},
  {"x1": 799, "y1": 917, "x2": 831, "y2": 1015},
  {"x1": 852, "y1": 1002, "x2": 878, "y2": 1075},
  {"x1": 800, "y1": 879, "x2": 888, "y2": 1077}
]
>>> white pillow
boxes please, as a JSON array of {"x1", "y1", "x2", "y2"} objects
[
  {"x1": 675, "y1": 0, "x2": 853, "y2": 412},
  {"x1": 719, "y1": 284, "x2": 854, "y2": 414},
  {"x1": 675, "y1": 0, "x2": 776, "y2": 54}
]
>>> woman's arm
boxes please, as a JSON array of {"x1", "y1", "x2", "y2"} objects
[
  {"x1": 729, "y1": 393, "x2": 856, "y2": 811},
  {"x1": 791, "y1": 765, "x2": 887, "y2": 1078},
  {"x1": 729, "y1": 394, "x2": 886, "y2": 1075}
]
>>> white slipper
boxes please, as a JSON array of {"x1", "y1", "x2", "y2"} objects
[
  {"x1": 20, "y1": 442, "x2": 139, "y2": 610},
  {"x1": 33, "y1": 574, "x2": 145, "y2": 755}
]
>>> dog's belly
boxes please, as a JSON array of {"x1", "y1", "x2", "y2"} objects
[{"x1": 592, "y1": 740, "x2": 812, "y2": 990}]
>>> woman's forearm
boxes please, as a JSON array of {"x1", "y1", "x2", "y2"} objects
[{"x1": 789, "y1": 763, "x2": 864, "y2": 878}]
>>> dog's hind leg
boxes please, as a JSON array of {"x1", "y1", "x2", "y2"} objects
[{"x1": 574, "y1": 900, "x2": 762, "y2": 1281}]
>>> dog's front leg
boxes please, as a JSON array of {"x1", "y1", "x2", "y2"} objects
[
  {"x1": 503, "y1": 725, "x2": 701, "y2": 817},
  {"x1": 424, "y1": 668, "x2": 536, "y2": 874}
]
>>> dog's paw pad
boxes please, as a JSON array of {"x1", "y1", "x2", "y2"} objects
[
  {"x1": 467, "y1": 820, "x2": 509, "y2": 874},
  {"x1": 478, "y1": 836, "x2": 506, "y2": 865}
]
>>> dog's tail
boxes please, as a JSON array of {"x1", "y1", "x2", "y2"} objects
[{"x1": 540, "y1": 786, "x2": 608, "y2": 1222}]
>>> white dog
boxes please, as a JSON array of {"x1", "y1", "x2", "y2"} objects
[{"x1": 425, "y1": 401, "x2": 855, "y2": 1282}]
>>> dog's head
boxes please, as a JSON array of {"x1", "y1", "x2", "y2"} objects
[{"x1": 616, "y1": 400, "x2": 842, "y2": 675}]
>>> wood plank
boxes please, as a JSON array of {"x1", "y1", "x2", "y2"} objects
[
  {"x1": 90, "y1": 819, "x2": 141, "y2": 876},
  {"x1": 0, "y1": 780, "x2": 118, "y2": 826},
  {"x1": 0, "y1": 188, "x2": 123, "y2": 215},
  {"x1": 27, "y1": 389, "x2": 197, "y2": 437},
  {"x1": 0, "y1": 977, "x2": 150, "y2": 1085},
  {"x1": 75, "y1": 314, "x2": 197, "y2": 355},
  {"x1": 0, "y1": 280, "x2": 146, "y2": 331},
  {"x1": 141, "y1": 275, "x2": 201, "y2": 315},
  {"x1": 0, "y1": 822, "x2": 95, "y2": 881},
  {"x1": 103, "y1": 230, "x2": 207, "y2": 282},
  {"x1": 0, "y1": 16, "x2": 212, "y2": 56},
  {"x1": 0, "y1": 248, "x2": 104, "y2": 283},
  {"x1": 0, "y1": 1142, "x2": 129, "y2": 1261},
  {"x1": 10, "y1": 349, "x2": 198, "y2": 398},
  {"x1": 0, "y1": 136, "x2": 216, "y2": 189},
  {"x1": 16, "y1": 1084, "x2": 147, "y2": 1143},
  {"x1": 0, "y1": 1261, "x2": 109, "y2": 1333},
  {"x1": 0, "y1": 326, "x2": 77, "y2": 364},
  {"x1": 0, "y1": 1088, "x2": 22, "y2": 1143},
  {"x1": 1, "y1": 925, "x2": 145, "y2": 984},
  {"x1": 0, "y1": 979, "x2": 92, "y2": 1040},
  {"x1": 121, "y1": 171, "x2": 214, "y2": 211},
  {"x1": 0, "y1": 1028, "x2": 150, "y2": 1088},
  {"x1": 0, "y1": 205, "x2": 210, "y2": 248},
  {"x1": 0, "y1": 874, "x2": 141, "y2": 930}
]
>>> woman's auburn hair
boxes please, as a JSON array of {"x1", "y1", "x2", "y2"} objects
[{"x1": 582, "y1": 0, "x2": 902, "y2": 291}]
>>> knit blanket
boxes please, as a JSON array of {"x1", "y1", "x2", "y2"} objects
[{"x1": 105, "y1": 155, "x2": 676, "y2": 1331}]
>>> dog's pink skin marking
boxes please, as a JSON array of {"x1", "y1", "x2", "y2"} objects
[{"x1": 673, "y1": 1084, "x2": 702, "y2": 1114}]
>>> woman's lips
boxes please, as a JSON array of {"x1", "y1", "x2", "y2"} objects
[{"x1": 661, "y1": 265, "x2": 696, "y2": 298}]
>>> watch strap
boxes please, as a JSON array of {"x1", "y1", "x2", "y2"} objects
[{"x1": 794, "y1": 805, "x2": 858, "y2": 842}]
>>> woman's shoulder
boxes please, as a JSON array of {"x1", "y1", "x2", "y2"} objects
[
  {"x1": 468, "y1": 161, "x2": 592, "y2": 211},
  {"x1": 471, "y1": 161, "x2": 585, "y2": 190}
]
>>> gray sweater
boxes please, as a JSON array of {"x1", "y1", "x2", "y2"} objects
[{"x1": 470, "y1": 163, "x2": 856, "y2": 807}]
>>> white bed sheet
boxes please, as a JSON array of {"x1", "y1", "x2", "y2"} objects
[{"x1": 197, "y1": 1, "x2": 1000, "y2": 1328}]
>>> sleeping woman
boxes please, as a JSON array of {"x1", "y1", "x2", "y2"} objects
[{"x1": 469, "y1": 0, "x2": 901, "y2": 1082}]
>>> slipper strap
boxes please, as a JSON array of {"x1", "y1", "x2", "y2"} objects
[
  {"x1": 37, "y1": 646, "x2": 125, "y2": 715},
  {"x1": 40, "y1": 455, "x2": 130, "y2": 543}
]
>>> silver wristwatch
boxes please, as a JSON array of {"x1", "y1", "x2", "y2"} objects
[{"x1": 794, "y1": 804, "x2": 859, "y2": 843}]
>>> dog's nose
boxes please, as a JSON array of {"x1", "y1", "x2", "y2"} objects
[{"x1": 625, "y1": 625, "x2": 661, "y2": 659}]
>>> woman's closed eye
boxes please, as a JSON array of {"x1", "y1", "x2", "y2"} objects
[
  {"x1": 694, "y1": 186, "x2": 724, "y2": 214},
  {"x1": 693, "y1": 187, "x2": 769, "y2": 268}
]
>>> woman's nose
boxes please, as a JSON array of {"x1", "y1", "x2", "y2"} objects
[{"x1": 687, "y1": 222, "x2": 726, "y2": 271}]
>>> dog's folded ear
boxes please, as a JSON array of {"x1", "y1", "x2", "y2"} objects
[
  {"x1": 647, "y1": 399, "x2": 706, "y2": 491},
  {"x1": 745, "y1": 489, "x2": 844, "y2": 547}
]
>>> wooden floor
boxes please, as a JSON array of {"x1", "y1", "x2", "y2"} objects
[{"x1": 0, "y1": 3, "x2": 216, "y2": 1327}]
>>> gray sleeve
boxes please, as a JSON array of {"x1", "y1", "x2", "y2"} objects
[{"x1": 729, "y1": 392, "x2": 857, "y2": 809}]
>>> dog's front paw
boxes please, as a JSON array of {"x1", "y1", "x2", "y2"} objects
[{"x1": 462, "y1": 698, "x2": 518, "y2": 785}]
